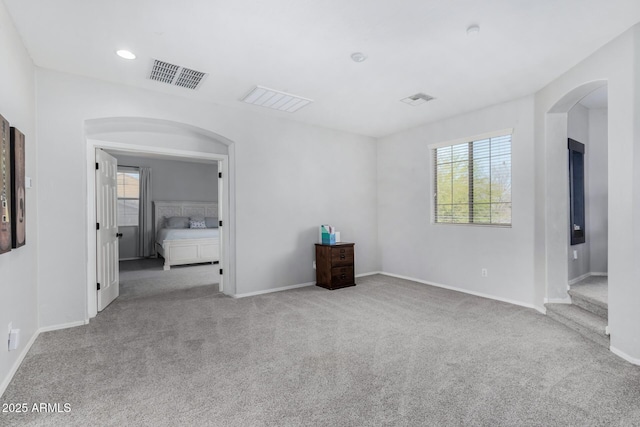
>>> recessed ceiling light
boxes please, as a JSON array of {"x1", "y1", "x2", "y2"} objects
[
  {"x1": 116, "y1": 50, "x2": 136, "y2": 60},
  {"x1": 350, "y1": 52, "x2": 367, "y2": 63},
  {"x1": 466, "y1": 25, "x2": 480, "y2": 36}
]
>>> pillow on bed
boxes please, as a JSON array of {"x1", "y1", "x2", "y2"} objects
[
  {"x1": 205, "y1": 217, "x2": 218, "y2": 228},
  {"x1": 166, "y1": 216, "x2": 190, "y2": 229},
  {"x1": 190, "y1": 219, "x2": 207, "y2": 229}
]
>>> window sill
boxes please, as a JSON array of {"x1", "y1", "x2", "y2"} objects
[{"x1": 432, "y1": 222, "x2": 512, "y2": 228}]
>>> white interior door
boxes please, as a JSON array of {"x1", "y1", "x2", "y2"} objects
[
  {"x1": 217, "y1": 160, "x2": 224, "y2": 293},
  {"x1": 96, "y1": 149, "x2": 119, "y2": 311}
]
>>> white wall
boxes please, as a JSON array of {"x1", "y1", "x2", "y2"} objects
[
  {"x1": 35, "y1": 68, "x2": 379, "y2": 328},
  {"x1": 377, "y1": 96, "x2": 537, "y2": 309},
  {"x1": 587, "y1": 109, "x2": 608, "y2": 274},
  {"x1": 111, "y1": 154, "x2": 218, "y2": 259},
  {"x1": 567, "y1": 103, "x2": 590, "y2": 280},
  {"x1": 534, "y1": 23, "x2": 640, "y2": 361},
  {"x1": 0, "y1": 2, "x2": 38, "y2": 394}
]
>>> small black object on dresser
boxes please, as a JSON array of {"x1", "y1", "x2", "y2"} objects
[{"x1": 315, "y1": 242, "x2": 355, "y2": 290}]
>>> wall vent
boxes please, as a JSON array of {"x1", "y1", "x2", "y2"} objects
[
  {"x1": 149, "y1": 59, "x2": 207, "y2": 90},
  {"x1": 401, "y1": 93, "x2": 436, "y2": 106},
  {"x1": 240, "y1": 86, "x2": 313, "y2": 113}
]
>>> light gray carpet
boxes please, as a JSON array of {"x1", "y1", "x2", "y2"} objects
[
  {"x1": 570, "y1": 275, "x2": 608, "y2": 306},
  {"x1": 2, "y1": 274, "x2": 640, "y2": 426},
  {"x1": 118, "y1": 258, "x2": 220, "y2": 301}
]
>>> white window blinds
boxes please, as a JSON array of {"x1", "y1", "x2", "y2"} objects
[{"x1": 433, "y1": 132, "x2": 512, "y2": 226}]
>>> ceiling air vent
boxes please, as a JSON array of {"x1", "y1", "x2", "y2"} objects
[
  {"x1": 240, "y1": 86, "x2": 313, "y2": 113},
  {"x1": 149, "y1": 59, "x2": 207, "y2": 90},
  {"x1": 401, "y1": 93, "x2": 436, "y2": 106}
]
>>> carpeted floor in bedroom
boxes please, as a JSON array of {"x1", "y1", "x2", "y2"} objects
[{"x1": 2, "y1": 272, "x2": 640, "y2": 426}]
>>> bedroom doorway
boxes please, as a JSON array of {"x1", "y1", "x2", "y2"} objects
[
  {"x1": 86, "y1": 135, "x2": 232, "y2": 319},
  {"x1": 108, "y1": 152, "x2": 223, "y2": 306}
]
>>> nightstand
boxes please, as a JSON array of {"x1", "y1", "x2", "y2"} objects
[{"x1": 315, "y1": 242, "x2": 355, "y2": 290}]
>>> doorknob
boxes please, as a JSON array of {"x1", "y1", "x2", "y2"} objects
[{"x1": 116, "y1": 233, "x2": 123, "y2": 238}]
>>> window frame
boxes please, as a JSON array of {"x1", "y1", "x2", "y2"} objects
[
  {"x1": 116, "y1": 166, "x2": 140, "y2": 228},
  {"x1": 430, "y1": 128, "x2": 513, "y2": 227}
]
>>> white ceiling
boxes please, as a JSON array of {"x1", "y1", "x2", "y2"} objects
[{"x1": 5, "y1": 0, "x2": 639, "y2": 137}]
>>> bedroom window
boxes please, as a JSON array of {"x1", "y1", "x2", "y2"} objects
[
  {"x1": 117, "y1": 168, "x2": 140, "y2": 226},
  {"x1": 432, "y1": 130, "x2": 512, "y2": 226}
]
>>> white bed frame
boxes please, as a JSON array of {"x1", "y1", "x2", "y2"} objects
[{"x1": 154, "y1": 201, "x2": 219, "y2": 271}]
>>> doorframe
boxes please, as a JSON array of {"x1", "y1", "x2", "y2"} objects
[
  {"x1": 86, "y1": 139, "x2": 232, "y2": 319},
  {"x1": 541, "y1": 80, "x2": 608, "y2": 304}
]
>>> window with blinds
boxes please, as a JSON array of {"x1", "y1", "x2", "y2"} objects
[
  {"x1": 116, "y1": 168, "x2": 140, "y2": 226},
  {"x1": 433, "y1": 132, "x2": 512, "y2": 226}
]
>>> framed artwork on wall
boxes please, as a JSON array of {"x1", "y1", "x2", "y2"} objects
[
  {"x1": 11, "y1": 127, "x2": 25, "y2": 248},
  {"x1": 0, "y1": 114, "x2": 12, "y2": 254}
]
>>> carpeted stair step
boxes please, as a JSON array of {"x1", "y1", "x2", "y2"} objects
[
  {"x1": 545, "y1": 303, "x2": 609, "y2": 348},
  {"x1": 568, "y1": 288, "x2": 608, "y2": 319}
]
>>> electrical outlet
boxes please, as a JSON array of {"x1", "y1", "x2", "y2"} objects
[
  {"x1": 573, "y1": 250, "x2": 578, "y2": 260},
  {"x1": 481, "y1": 268, "x2": 488, "y2": 277},
  {"x1": 312, "y1": 261, "x2": 316, "y2": 270},
  {"x1": 8, "y1": 329, "x2": 19, "y2": 351}
]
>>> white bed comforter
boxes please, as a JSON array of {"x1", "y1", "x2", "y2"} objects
[{"x1": 156, "y1": 228, "x2": 219, "y2": 242}]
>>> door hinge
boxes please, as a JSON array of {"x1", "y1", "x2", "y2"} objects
[
  {"x1": 96, "y1": 162, "x2": 99, "y2": 170},
  {"x1": 219, "y1": 269, "x2": 223, "y2": 275},
  {"x1": 97, "y1": 283, "x2": 101, "y2": 290},
  {"x1": 96, "y1": 223, "x2": 100, "y2": 230},
  {"x1": 218, "y1": 172, "x2": 222, "y2": 178},
  {"x1": 218, "y1": 220, "x2": 223, "y2": 227}
]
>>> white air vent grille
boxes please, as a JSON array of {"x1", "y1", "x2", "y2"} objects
[
  {"x1": 240, "y1": 86, "x2": 313, "y2": 113},
  {"x1": 401, "y1": 93, "x2": 436, "y2": 106},
  {"x1": 175, "y1": 68, "x2": 206, "y2": 89},
  {"x1": 149, "y1": 59, "x2": 207, "y2": 90}
]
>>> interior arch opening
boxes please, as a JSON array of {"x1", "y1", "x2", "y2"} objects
[
  {"x1": 543, "y1": 81, "x2": 609, "y2": 348},
  {"x1": 85, "y1": 117, "x2": 236, "y2": 318}
]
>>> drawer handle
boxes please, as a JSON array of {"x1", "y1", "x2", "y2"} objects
[
  {"x1": 340, "y1": 249, "x2": 346, "y2": 253},
  {"x1": 341, "y1": 274, "x2": 346, "y2": 279},
  {"x1": 340, "y1": 255, "x2": 345, "y2": 259}
]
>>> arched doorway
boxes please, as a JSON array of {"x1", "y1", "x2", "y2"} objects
[
  {"x1": 543, "y1": 80, "x2": 607, "y2": 302},
  {"x1": 84, "y1": 117, "x2": 236, "y2": 319},
  {"x1": 542, "y1": 81, "x2": 610, "y2": 347}
]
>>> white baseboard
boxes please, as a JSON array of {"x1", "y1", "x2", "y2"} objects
[
  {"x1": 568, "y1": 272, "x2": 592, "y2": 285},
  {"x1": 232, "y1": 271, "x2": 382, "y2": 298},
  {"x1": 356, "y1": 271, "x2": 381, "y2": 278},
  {"x1": 568, "y1": 271, "x2": 608, "y2": 285},
  {"x1": 544, "y1": 297, "x2": 572, "y2": 304},
  {"x1": 610, "y1": 346, "x2": 640, "y2": 366},
  {"x1": 378, "y1": 272, "x2": 540, "y2": 312},
  {"x1": 0, "y1": 329, "x2": 39, "y2": 398},
  {"x1": 39, "y1": 320, "x2": 89, "y2": 333},
  {"x1": 233, "y1": 281, "x2": 315, "y2": 298}
]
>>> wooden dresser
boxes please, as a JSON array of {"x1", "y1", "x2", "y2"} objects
[{"x1": 315, "y1": 242, "x2": 355, "y2": 290}]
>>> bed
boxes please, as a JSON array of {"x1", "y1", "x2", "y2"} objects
[{"x1": 153, "y1": 201, "x2": 219, "y2": 271}]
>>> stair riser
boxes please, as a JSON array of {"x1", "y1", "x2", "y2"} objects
[
  {"x1": 570, "y1": 294, "x2": 608, "y2": 319},
  {"x1": 546, "y1": 309, "x2": 610, "y2": 348}
]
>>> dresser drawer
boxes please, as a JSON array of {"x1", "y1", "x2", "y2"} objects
[
  {"x1": 331, "y1": 246, "x2": 354, "y2": 266},
  {"x1": 331, "y1": 266, "x2": 354, "y2": 287},
  {"x1": 315, "y1": 242, "x2": 356, "y2": 290}
]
